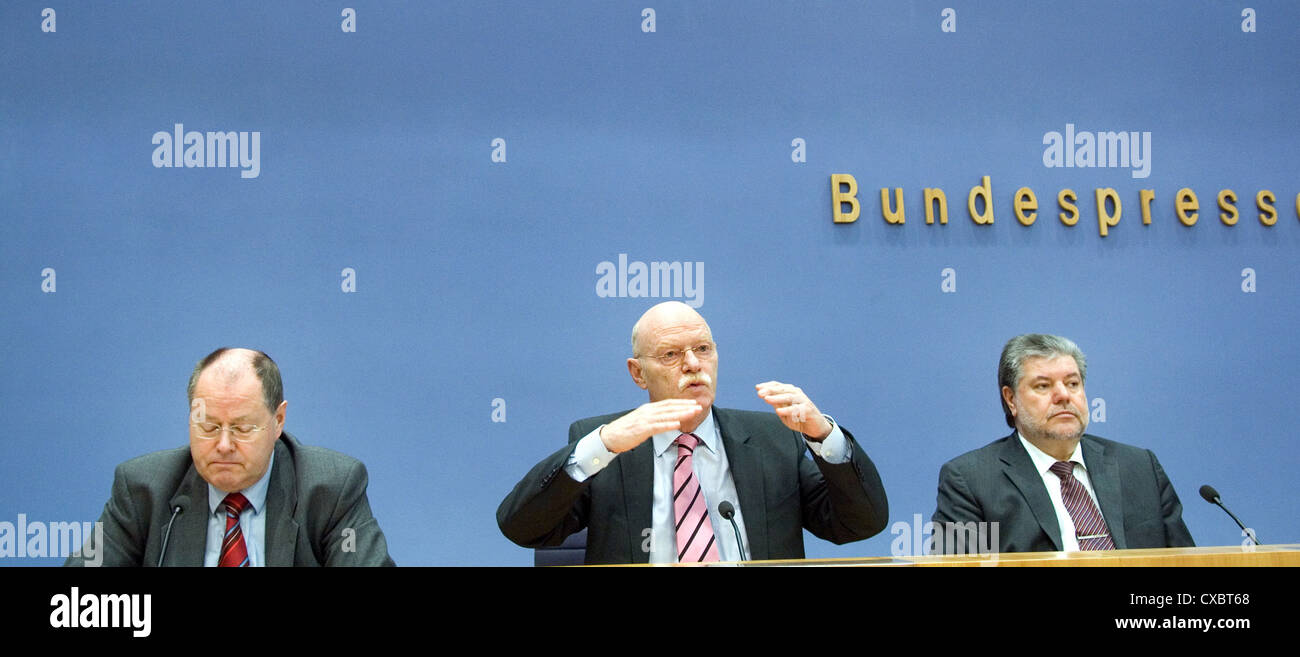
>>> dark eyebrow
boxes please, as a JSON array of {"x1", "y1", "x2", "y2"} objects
[{"x1": 1028, "y1": 373, "x2": 1080, "y2": 383}]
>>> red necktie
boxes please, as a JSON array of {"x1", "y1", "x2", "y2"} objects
[
  {"x1": 1049, "y1": 461, "x2": 1115, "y2": 550},
  {"x1": 673, "y1": 433, "x2": 719, "y2": 563},
  {"x1": 218, "y1": 492, "x2": 251, "y2": 567}
]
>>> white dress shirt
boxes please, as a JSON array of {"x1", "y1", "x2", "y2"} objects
[
  {"x1": 1017, "y1": 434, "x2": 1108, "y2": 552},
  {"x1": 567, "y1": 409, "x2": 851, "y2": 563}
]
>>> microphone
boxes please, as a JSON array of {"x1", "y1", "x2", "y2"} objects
[
  {"x1": 157, "y1": 497, "x2": 188, "y2": 567},
  {"x1": 1199, "y1": 485, "x2": 1260, "y2": 545},
  {"x1": 717, "y1": 501, "x2": 748, "y2": 562}
]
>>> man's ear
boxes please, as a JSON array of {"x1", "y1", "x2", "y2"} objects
[
  {"x1": 1001, "y1": 386, "x2": 1016, "y2": 418},
  {"x1": 272, "y1": 400, "x2": 287, "y2": 439},
  {"x1": 627, "y1": 358, "x2": 648, "y2": 390}
]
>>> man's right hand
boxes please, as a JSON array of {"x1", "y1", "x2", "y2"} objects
[{"x1": 599, "y1": 399, "x2": 703, "y2": 453}]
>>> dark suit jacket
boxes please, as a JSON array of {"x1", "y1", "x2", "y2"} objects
[
  {"x1": 931, "y1": 432, "x2": 1194, "y2": 554},
  {"x1": 497, "y1": 407, "x2": 889, "y2": 564},
  {"x1": 65, "y1": 432, "x2": 394, "y2": 566}
]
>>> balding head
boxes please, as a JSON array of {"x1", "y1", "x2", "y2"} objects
[
  {"x1": 631, "y1": 301, "x2": 710, "y2": 357},
  {"x1": 187, "y1": 348, "x2": 284, "y2": 415}
]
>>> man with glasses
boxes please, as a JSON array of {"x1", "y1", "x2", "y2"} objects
[
  {"x1": 497, "y1": 301, "x2": 888, "y2": 564},
  {"x1": 66, "y1": 347, "x2": 394, "y2": 566}
]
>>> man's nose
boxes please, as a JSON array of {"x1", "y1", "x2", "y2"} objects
[
  {"x1": 681, "y1": 348, "x2": 701, "y2": 371},
  {"x1": 215, "y1": 430, "x2": 237, "y2": 451},
  {"x1": 1050, "y1": 382, "x2": 1070, "y2": 402}
]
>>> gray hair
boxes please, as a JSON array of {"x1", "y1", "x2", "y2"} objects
[
  {"x1": 187, "y1": 347, "x2": 284, "y2": 414},
  {"x1": 997, "y1": 334, "x2": 1087, "y2": 428}
]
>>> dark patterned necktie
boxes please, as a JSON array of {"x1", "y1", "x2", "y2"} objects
[
  {"x1": 673, "y1": 433, "x2": 719, "y2": 563},
  {"x1": 218, "y1": 492, "x2": 252, "y2": 567},
  {"x1": 1049, "y1": 461, "x2": 1115, "y2": 550}
]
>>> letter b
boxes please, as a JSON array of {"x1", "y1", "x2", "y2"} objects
[{"x1": 831, "y1": 174, "x2": 859, "y2": 223}]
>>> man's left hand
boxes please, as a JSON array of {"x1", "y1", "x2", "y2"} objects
[{"x1": 755, "y1": 381, "x2": 833, "y2": 440}]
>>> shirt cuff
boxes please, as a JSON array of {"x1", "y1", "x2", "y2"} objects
[
  {"x1": 804, "y1": 415, "x2": 851, "y2": 464},
  {"x1": 564, "y1": 425, "x2": 619, "y2": 482}
]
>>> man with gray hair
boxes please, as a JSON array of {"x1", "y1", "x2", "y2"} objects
[
  {"x1": 67, "y1": 347, "x2": 394, "y2": 566},
  {"x1": 931, "y1": 334, "x2": 1193, "y2": 554}
]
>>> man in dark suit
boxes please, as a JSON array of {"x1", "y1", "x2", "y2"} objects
[
  {"x1": 931, "y1": 334, "x2": 1193, "y2": 554},
  {"x1": 66, "y1": 348, "x2": 394, "y2": 566},
  {"x1": 497, "y1": 302, "x2": 888, "y2": 564}
]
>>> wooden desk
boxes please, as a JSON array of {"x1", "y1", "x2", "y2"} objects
[{"x1": 702, "y1": 544, "x2": 1300, "y2": 567}]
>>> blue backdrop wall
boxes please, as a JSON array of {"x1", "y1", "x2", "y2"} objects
[{"x1": 3, "y1": 1, "x2": 1297, "y2": 565}]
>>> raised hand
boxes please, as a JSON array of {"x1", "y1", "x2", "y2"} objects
[
  {"x1": 599, "y1": 399, "x2": 704, "y2": 453},
  {"x1": 755, "y1": 381, "x2": 833, "y2": 440}
]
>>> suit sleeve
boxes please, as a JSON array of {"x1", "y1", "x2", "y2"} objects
[
  {"x1": 318, "y1": 460, "x2": 396, "y2": 566},
  {"x1": 798, "y1": 426, "x2": 889, "y2": 544},
  {"x1": 64, "y1": 463, "x2": 147, "y2": 567},
  {"x1": 496, "y1": 423, "x2": 591, "y2": 549},
  {"x1": 930, "y1": 459, "x2": 986, "y2": 555},
  {"x1": 1150, "y1": 451, "x2": 1195, "y2": 548}
]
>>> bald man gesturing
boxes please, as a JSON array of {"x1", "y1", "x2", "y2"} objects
[{"x1": 498, "y1": 302, "x2": 888, "y2": 564}]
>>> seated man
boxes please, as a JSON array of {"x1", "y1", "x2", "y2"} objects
[
  {"x1": 498, "y1": 301, "x2": 888, "y2": 564},
  {"x1": 931, "y1": 334, "x2": 1194, "y2": 554},
  {"x1": 66, "y1": 348, "x2": 394, "y2": 566}
]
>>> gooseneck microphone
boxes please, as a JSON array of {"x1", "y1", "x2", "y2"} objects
[
  {"x1": 157, "y1": 497, "x2": 188, "y2": 567},
  {"x1": 717, "y1": 501, "x2": 748, "y2": 562},
  {"x1": 1199, "y1": 485, "x2": 1260, "y2": 545}
]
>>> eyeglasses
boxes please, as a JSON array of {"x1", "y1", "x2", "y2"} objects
[
  {"x1": 191, "y1": 422, "x2": 270, "y2": 443},
  {"x1": 637, "y1": 342, "x2": 717, "y2": 367}
]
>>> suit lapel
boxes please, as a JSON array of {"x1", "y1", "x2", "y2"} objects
[
  {"x1": 715, "y1": 409, "x2": 766, "y2": 561},
  {"x1": 262, "y1": 437, "x2": 300, "y2": 566},
  {"x1": 1081, "y1": 436, "x2": 1126, "y2": 549},
  {"x1": 997, "y1": 434, "x2": 1064, "y2": 551},
  {"x1": 165, "y1": 467, "x2": 211, "y2": 566},
  {"x1": 619, "y1": 440, "x2": 654, "y2": 564}
]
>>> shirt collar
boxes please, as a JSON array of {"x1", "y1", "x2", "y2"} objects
[
  {"x1": 206, "y1": 450, "x2": 275, "y2": 516},
  {"x1": 1017, "y1": 432, "x2": 1086, "y2": 476},
  {"x1": 653, "y1": 408, "x2": 719, "y2": 457}
]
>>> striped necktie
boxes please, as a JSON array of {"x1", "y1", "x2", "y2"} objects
[
  {"x1": 1049, "y1": 460, "x2": 1115, "y2": 551},
  {"x1": 218, "y1": 492, "x2": 252, "y2": 567},
  {"x1": 673, "y1": 433, "x2": 719, "y2": 563}
]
